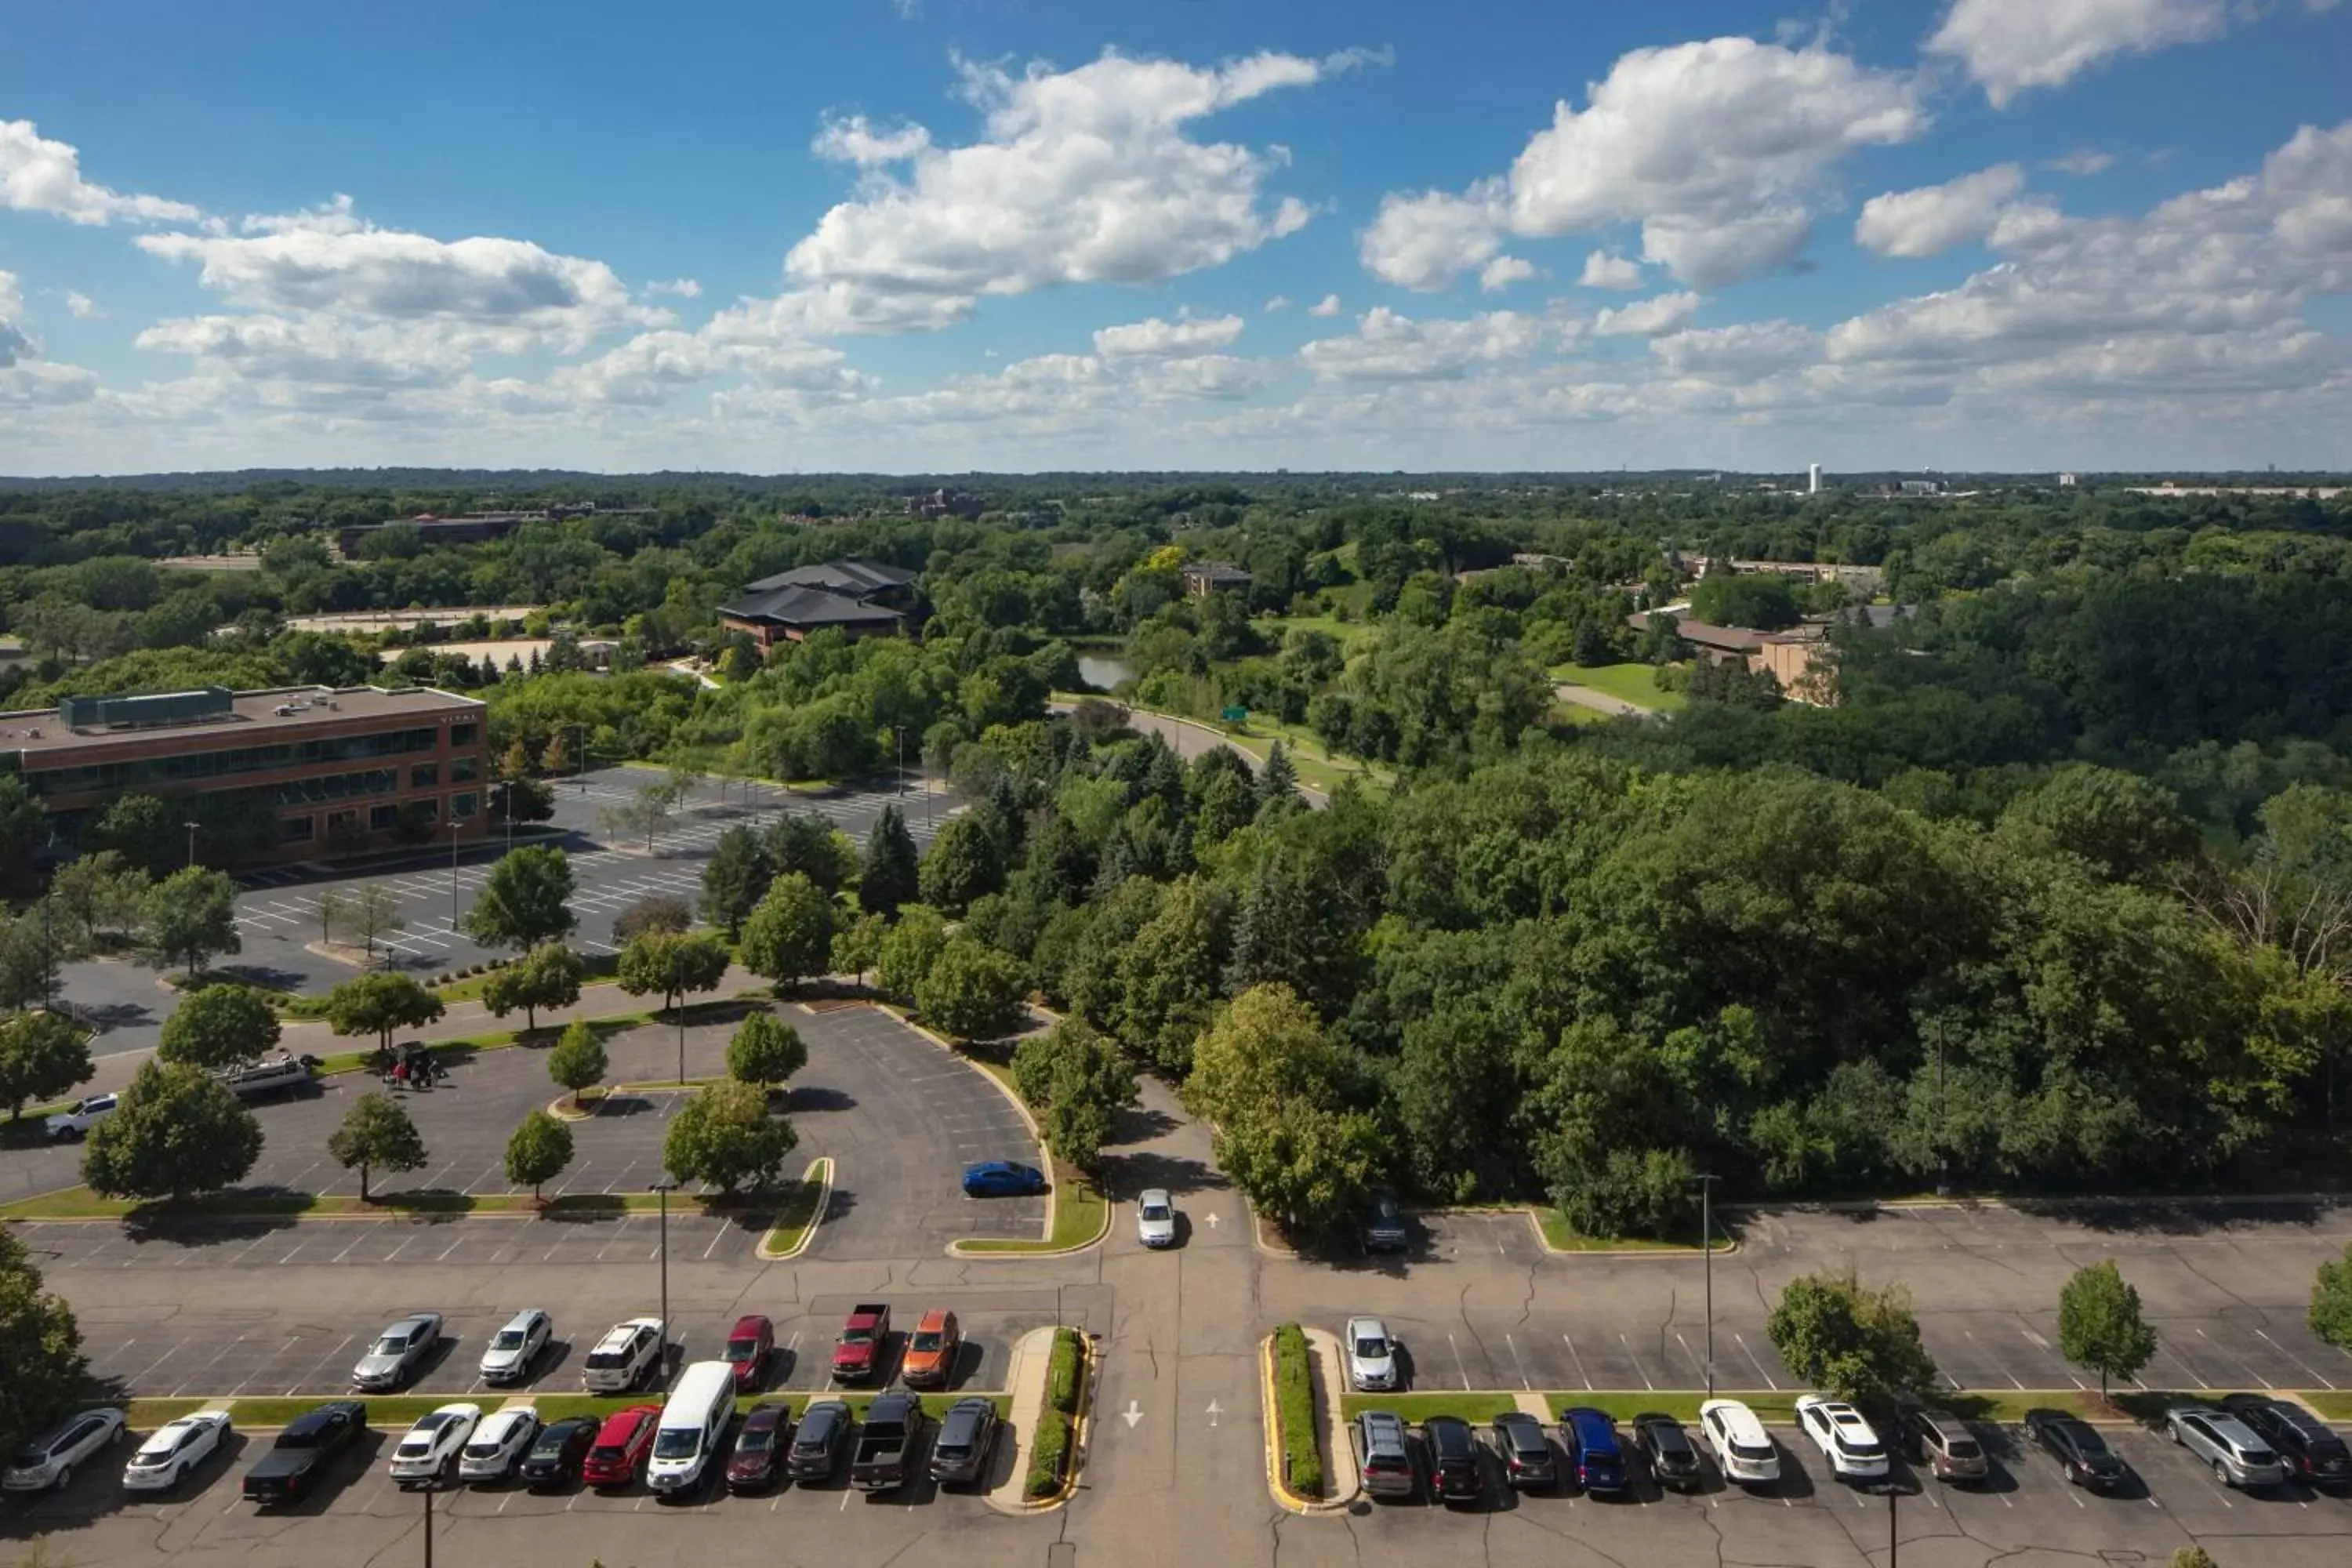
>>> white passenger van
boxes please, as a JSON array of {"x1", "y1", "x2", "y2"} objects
[{"x1": 645, "y1": 1360, "x2": 735, "y2": 1494}]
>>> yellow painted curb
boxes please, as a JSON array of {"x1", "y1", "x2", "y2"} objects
[
  {"x1": 1259, "y1": 1333, "x2": 1347, "y2": 1515},
  {"x1": 756, "y1": 1157, "x2": 833, "y2": 1261}
]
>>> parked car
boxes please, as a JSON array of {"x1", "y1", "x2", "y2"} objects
[
  {"x1": 122, "y1": 1411, "x2": 232, "y2": 1493},
  {"x1": 832, "y1": 1303, "x2": 891, "y2": 1384},
  {"x1": 1796, "y1": 1396, "x2": 1889, "y2": 1483},
  {"x1": 2166, "y1": 1403, "x2": 2287, "y2": 1490},
  {"x1": 723, "y1": 1314, "x2": 774, "y2": 1392},
  {"x1": 351, "y1": 1312, "x2": 443, "y2": 1391},
  {"x1": 387, "y1": 1405, "x2": 480, "y2": 1487},
  {"x1": 582, "y1": 1406, "x2": 662, "y2": 1489},
  {"x1": 241, "y1": 1402, "x2": 365, "y2": 1505},
  {"x1": 1489, "y1": 1412, "x2": 1556, "y2": 1490},
  {"x1": 1352, "y1": 1410, "x2": 1417, "y2": 1500},
  {"x1": 582, "y1": 1317, "x2": 665, "y2": 1393},
  {"x1": 5, "y1": 1409, "x2": 125, "y2": 1493},
  {"x1": 786, "y1": 1399, "x2": 852, "y2": 1483},
  {"x1": 902, "y1": 1308, "x2": 961, "y2": 1389},
  {"x1": 2221, "y1": 1395, "x2": 2351, "y2": 1487},
  {"x1": 2024, "y1": 1408, "x2": 2130, "y2": 1492},
  {"x1": 44, "y1": 1094, "x2": 116, "y2": 1142},
  {"x1": 1135, "y1": 1188, "x2": 1178, "y2": 1248},
  {"x1": 962, "y1": 1160, "x2": 1046, "y2": 1198},
  {"x1": 1899, "y1": 1404, "x2": 1988, "y2": 1483},
  {"x1": 1345, "y1": 1316, "x2": 1399, "y2": 1392},
  {"x1": 929, "y1": 1398, "x2": 1001, "y2": 1486},
  {"x1": 1562, "y1": 1406, "x2": 1628, "y2": 1495},
  {"x1": 726, "y1": 1403, "x2": 791, "y2": 1494},
  {"x1": 1699, "y1": 1399, "x2": 1780, "y2": 1486},
  {"x1": 457, "y1": 1408, "x2": 540, "y2": 1483},
  {"x1": 647, "y1": 1360, "x2": 737, "y2": 1496},
  {"x1": 1361, "y1": 1190, "x2": 1409, "y2": 1253},
  {"x1": 1632, "y1": 1411, "x2": 1704, "y2": 1492},
  {"x1": 851, "y1": 1392, "x2": 926, "y2": 1492},
  {"x1": 518, "y1": 1416, "x2": 599, "y2": 1489},
  {"x1": 478, "y1": 1308, "x2": 553, "y2": 1386},
  {"x1": 1424, "y1": 1415, "x2": 1484, "y2": 1502}
]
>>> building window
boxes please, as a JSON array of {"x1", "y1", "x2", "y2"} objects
[
  {"x1": 450, "y1": 757, "x2": 477, "y2": 782},
  {"x1": 281, "y1": 815, "x2": 315, "y2": 844},
  {"x1": 368, "y1": 804, "x2": 397, "y2": 831},
  {"x1": 452, "y1": 792, "x2": 479, "y2": 819},
  {"x1": 452, "y1": 724, "x2": 477, "y2": 746},
  {"x1": 411, "y1": 764, "x2": 439, "y2": 788}
]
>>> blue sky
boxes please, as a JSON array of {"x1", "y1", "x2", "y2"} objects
[{"x1": 3, "y1": 0, "x2": 2349, "y2": 474}]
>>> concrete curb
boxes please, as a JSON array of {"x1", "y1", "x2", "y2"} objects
[
  {"x1": 755, "y1": 1157, "x2": 833, "y2": 1261},
  {"x1": 985, "y1": 1327, "x2": 1091, "y2": 1514},
  {"x1": 1259, "y1": 1330, "x2": 1357, "y2": 1515}
]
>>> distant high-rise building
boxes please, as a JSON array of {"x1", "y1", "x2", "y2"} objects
[{"x1": 1807, "y1": 463, "x2": 1823, "y2": 495}]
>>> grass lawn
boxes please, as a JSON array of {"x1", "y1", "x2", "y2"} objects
[
  {"x1": 1548, "y1": 702, "x2": 1613, "y2": 728},
  {"x1": 1548, "y1": 659, "x2": 1686, "y2": 713},
  {"x1": 758, "y1": 1160, "x2": 831, "y2": 1256},
  {"x1": 1527, "y1": 1209, "x2": 1733, "y2": 1254},
  {"x1": 2299, "y1": 1392, "x2": 2352, "y2": 1421},
  {"x1": 432, "y1": 953, "x2": 619, "y2": 1005},
  {"x1": 1250, "y1": 614, "x2": 1374, "y2": 652},
  {"x1": 958, "y1": 1163, "x2": 1110, "y2": 1254}
]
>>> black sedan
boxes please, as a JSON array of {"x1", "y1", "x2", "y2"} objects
[
  {"x1": 1632, "y1": 1412, "x2": 1706, "y2": 1492},
  {"x1": 2024, "y1": 1409, "x2": 2130, "y2": 1491},
  {"x1": 517, "y1": 1417, "x2": 599, "y2": 1489},
  {"x1": 1424, "y1": 1417, "x2": 1484, "y2": 1503}
]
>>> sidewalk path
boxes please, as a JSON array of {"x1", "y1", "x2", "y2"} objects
[
  {"x1": 1553, "y1": 681, "x2": 1646, "y2": 717},
  {"x1": 985, "y1": 1325, "x2": 1062, "y2": 1513}
]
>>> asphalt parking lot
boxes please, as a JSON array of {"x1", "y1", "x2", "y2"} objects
[
  {"x1": 1284, "y1": 1202, "x2": 2352, "y2": 1399},
  {"x1": 58, "y1": 767, "x2": 960, "y2": 1056}
]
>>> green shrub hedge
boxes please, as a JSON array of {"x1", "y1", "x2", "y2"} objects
[
  {"x1": 1047, "y1": 1327, "x2": 1082, "y2": 1414},
  {"x1": 1272, "y1": 1323, "x2": 1322, "y2": 1497},
  {"x1": 1025, "y1": 1408, "x2": 1073, "y2": 1498}
]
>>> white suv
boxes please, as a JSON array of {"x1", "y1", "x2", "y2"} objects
[
  {"x1": 1699, "y1": 1398, "x2": 1780, "y2": 1486},
  {"x1": 387, "y1": 1405, "x2": 481, "y2": 1486},
  {"x1": 122, "y1": 1412, "x2": 232, "y2": 1492},
  {"x1": 45, "y1": 1095, "x2": 116, "y2": 1142},
  {"x1": 457, "y1": 1408, "x2": 541, "y2": 1483},
  {"x1": 582, "y1": 1318, "x2": 665, "y2": 1392},
  {"x1": 4, "y1": 1409, "x2": 125, "y2": 1493},
  {"x1": 1796, "y1": 1396, "x2": 1889, "y2": 1483},
  {"x1": 479, "y1": 1308, "x2": 553, "y2": 1386}
]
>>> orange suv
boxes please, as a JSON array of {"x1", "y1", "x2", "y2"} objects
[{"x1": 900, "y1": 1308, "x2": 961, "y2": 1389}]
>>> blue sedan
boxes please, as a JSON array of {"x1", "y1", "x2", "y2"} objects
[{"x1": 962, "y1": 1161, "x2": 1047, "y2": 1198}]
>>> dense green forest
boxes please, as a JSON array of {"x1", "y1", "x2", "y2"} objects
[{"x1": 4, "y1": 470, "x2": 2350, "y2": 1233}]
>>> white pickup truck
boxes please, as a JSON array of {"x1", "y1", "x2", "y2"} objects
[{"x1": 44, "y1": 1094, "x2": 118, "y2": 1142}]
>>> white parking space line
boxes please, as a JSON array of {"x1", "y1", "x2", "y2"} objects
[
  {"x1": 1618, "y1": 1333, "x2": 1654, "y2": 1391},
  {"x1": 1561, "y1": 1333, "x2": 1592, "y2": 1390},
  {"x1": 2254, "y1": 1328, "x2": 2339, "y2": 1389},
  {"x1": 1503, "y1": 1332, "x2": 1531, "y2": 1390},
  {"x1": 171, "y1": 1334, "x2": 250, "y2": 1396},
  {"x1": 2191, "y1": 1326, "x2": 2268, "y2": 1389},
  {"x1": 1732, "y1": 1332, "x2": 1780, "y2": 1391}
]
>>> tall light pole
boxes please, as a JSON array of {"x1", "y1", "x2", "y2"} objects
[
  {"x1": 448, "y1": 815, "x2": 462, "y2": 930},
  {"x1": 672, "y1": 946, "x2": 686, "y2": 1085},
  {"x1": 422, "y1": 1474, "x2": 434, "y2": 1568},
  {"x1": 183, "y1": 820, "x2": 198, "y2": 869},
  {"x1": 1934, "y1": 1018, "x2": 1950, "y2": 1198},
  {"x1": 572, "y1": 722, "x2": 588, "y2": 794},
  {"x1": 649, "y1": 1178, "x2": 677, "y2": 1387},
  {"x1": 1698, "y1": 1171, "x2": 1719, "y2": 1398}
]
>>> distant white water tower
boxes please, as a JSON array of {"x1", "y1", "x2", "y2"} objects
[{"x1": 1807, "y1": 463, "x2": 1823, "y2": 495}]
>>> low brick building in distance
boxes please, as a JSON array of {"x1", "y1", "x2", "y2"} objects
[
  {"x1": 718, "y1": 557, "x2": 918, "y2": 652},
  {"x1": 0, "y1": 684, "x2": 490, "y2": 864}
]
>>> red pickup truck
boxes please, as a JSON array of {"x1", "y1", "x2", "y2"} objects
[{"x1": 831, "y1": 1302, "x2": 891, "y2": 1383}]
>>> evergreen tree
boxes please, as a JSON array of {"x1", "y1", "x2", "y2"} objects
[
  {"x1": 917, "y1": 813, "x2": 1007, "y2": 914},
  {"x1": 858, "y1": 804, "x2": 920, "y2": 916},
  {"x1": 700, "y1": 826, "x2": 772, "y2": 937},
  {"x1": 1254, "y1": 742, "x2": 1298, "y2": 807}
]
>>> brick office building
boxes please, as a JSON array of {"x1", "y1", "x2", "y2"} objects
[{"x1": 0, "y1": 684, "x2": 491, "y2": 865}]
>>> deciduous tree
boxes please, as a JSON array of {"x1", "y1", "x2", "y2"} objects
[
  {"x1": 917, "y1": 813, "x2": 1006, "y2": 914},
  {"x1": 1011, "y1": 1019, "x2": 1138, "y2": 1174},
  {"x1": 738, "y1": 873, "x2": 837, "y2": 992},
  {"x1": 158, "y1": 984, "x2": 281, "y2": 1071},
  {"x1": 547, "y1": 1020, "x2": 607, "y2": 1109},
  {"x1": 829, "y1": 911, "x2": 886, "y2": 988},
  {"x1": 725, "y1": 1011, "x2": 807, "y2": 1091},
  {"x1": 0, "y1": 1228, "x2": 88, "y2": 1467},
  {"x1": 504, "y1": 1109, "x2": 574, "y2": 1201},
  {"x1": 1765, "y1": 1273, "x2": 1940, "y2": 1401},
  {"x1": 2309, "y1": 1243, "x2": 2352, "y2": 1352},
  {"x1": 345, "y1": 884, "x2": 403, "y2": 958},
  {"x1": 144, "y1": 866, "x2": 241, "y2": 978},
  {"x1": 82, "y1": 1061, "x2": 263, "y2": 1203},
  {"x1": 0, "y1": 1011, "x2": 91, "y2": 1122},
  {"x1": 2057, "y1": 1260, "x2": 2158, "y2": 1398},
  {"x1": 616, "y1": 929, "x2": 731, "y2": 1017},
  {"x1": 662, "y1": 1079, "x2": 796, "y2": 1194},
  {"x1": 479, "y1": 942, "x2": 585, "y2": 1034},
  {"x1": 1183, "y1": 984, "x2": 1374, "y2": 1235},
  {"x1": 324, "y1": 971, "x2": 445, "y2": 1054},
  {"x1": 326, "y1": 1091, "x2": 428, "y2": 1203},
  {"x1": 612, "y1": 895, "x2": 693, "y2": 944},
  {"x1": 463, "y1": 847, "x2": 576, "y2": 951},
  {"x1": 914, "y1": 938, "x2": 1024, "y2": 1044}
]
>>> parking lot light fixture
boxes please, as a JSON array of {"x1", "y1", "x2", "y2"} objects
[
  {"x1": 650, "y1": 1178, "x2": 678, "y2": 1385},
  {"x1": 1697, "y1": 1171, "x2": 1719, "y2": 1397},
  {"x1": 184, "y1": 820, "x2": 198, "y2": 869}
]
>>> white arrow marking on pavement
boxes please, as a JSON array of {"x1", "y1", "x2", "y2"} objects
[
  {"x1": 1204, "y1": 1213, "x2": 1220, "y2": 1229},
  {"x1": 1206, "y1": 1401, "x2": 1221, "y2": 1428},
  {"x1": 1122, "y1": 1400, "x2": 1144, "y2": 1428}
]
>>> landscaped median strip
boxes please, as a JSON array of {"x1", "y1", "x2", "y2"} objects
[
  {"x1": 1263, "y1": 1323, "x2": 1352, "y2": 1512},
  {"x1": 1012, "y1": 1326, "x2": 1090, "y2": 1509},
  {"x1": 756, "y1": 1157, "x2": 832, "y2": 1259}
]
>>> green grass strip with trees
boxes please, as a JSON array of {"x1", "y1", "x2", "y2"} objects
[
  {"x1": 1024, "y1": 1327, "x2": 1087, "y2": 1500},
  {"x1": 1271, "y1": 1323, "x2": 1323, "y2": 1498},
  {"x1": 1546, "y1": 659, "x2": 1687, "y2": 711},
  {"x1": 757, "y1": 1158, "x2": 831, "y2": 1257},
  {"x1": 956, "y1": 1165, "x2": 1109, "y2": 1254}
]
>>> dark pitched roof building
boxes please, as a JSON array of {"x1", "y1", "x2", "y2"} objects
[
  {"x1": 720, "y1": 557, "x2": 918, "y2": 650},
  {"x1": 1180, "y1": 561, "x2": 1252, "y2": 596},
  {"x1": 741, "y1": 557, "x2": 917, "y2": 603}
]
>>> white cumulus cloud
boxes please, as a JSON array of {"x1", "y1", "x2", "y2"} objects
[
  {"x1": 64, "y1": 290, "x2": 102, "y2": 318},
  {"x1": 1926, "y1": 0, "x2": 2228, "y2": 109},
  {"x1": 1855, "y1": 163, "x2": 2028, "y2": 258},
  {"x1": 1359, "y1": 183, "x2": 1508, "y2": 290},
  {"x1": 1299, "y1": 307, "x2": 1548, "y2": 381},
  {"x1": 1578, "y1": 251, "x2": 1645, "y2": 289},
  {"x1": 1308, "y1": 293, "x2": 1342, "y2": 317},
  {"x1": 1479, "y1": 256, "x2": 1538, "y2": 292},
  {"x1": 1091, "y1": 314, "x2": 1246, "y2": 358},
  {"x1": 1, "y1": 119, "x2": 203, "y2": 226},
  {"x1": 1263, "y1": 295, "x2": 1290, "y2": 312},
  {"x1": 1593, "y1": 291, "x2": 1703, "y2": 337},
  {"x1": 645, "y1": 278, "x2": 703, "y2": 298},
  {"x1": 783, "y1": 49, "x2": 1366, "y2": 328}
]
